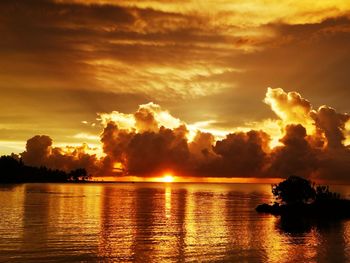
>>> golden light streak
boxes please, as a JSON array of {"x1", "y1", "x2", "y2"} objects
[{"x1": 165, "y1": 187, "x2": 171, "y2": 218}]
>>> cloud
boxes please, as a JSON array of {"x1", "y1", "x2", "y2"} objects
[
  {"x1": 188, "y1": 131, "x2": 216, "y2": 160},
  {"x1": 100, "y1": 121, "x2": 134, "y2": 172},
  {"x1": 310, "y1": 105, "x2": 349, "y2": 149},
  {"x1": 126, "y1": 126, "x2": 190, "y2": 175},
  {"x1": 263, "y1": 88, "x2": 350, "y2": 151},
  {"x1": 55, "y1": 0, "x2": 350, "y2": 26},
  {"x1": 263, "y1": 89, "x2": 350, "y2": 181},
  {"x1": 18, "y1": 87, "x2": 350, "y2": 182},
  {"x1": 98, "y1": 102, "x2": 188, "y2": 175},
  {"x1": 21, "y1": 135, "x2": 53, "y2": 167},
  {"x1": 96, "y1": 88, "x2": 350, "y2": 181},
  {"x1": 2, "y1": 1, "x2": 350, "y2": 149},
  {"x1": 98, "y1": 102, "x2": 181, "y2": 132},
  {"x1": 264, "y1": 87, "x2": 312, "y2": 125},
  {"x1": 210, "y1": 130, "x2": 270, "y2": 177},
  {"x1": 21, "y1": 135, "x2": 101, "y2": 174},
  {"x1": 267, "y1": 124, "x2": 319, "y2": 178}
]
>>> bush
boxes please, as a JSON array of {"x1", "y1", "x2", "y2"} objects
[
  {"x1": 315, "y1": 185, "x2": 340, "y2": 201},
  {"x1": 272, "y1": 176, "x2": 316, "y2": 205},
  {"x1": 272, "y1": 176, "x2": 340, "y2": 205}
]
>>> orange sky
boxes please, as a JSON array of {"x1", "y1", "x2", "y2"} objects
[{"x1": 1, "y1": 0, "x2": 350, "y2": 182}]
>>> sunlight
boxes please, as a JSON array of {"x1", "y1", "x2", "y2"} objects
[{"x1": 162, "y1": 173, "x2": 175, "y2": 183}]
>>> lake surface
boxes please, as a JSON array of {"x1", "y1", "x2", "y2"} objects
[{"x1": 1, "y1": 183, "x2": 350, "y2": 262}]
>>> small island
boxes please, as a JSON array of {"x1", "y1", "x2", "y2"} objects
[{"x1": 256, "y1": 176, "x2": 350, "y2": 219}]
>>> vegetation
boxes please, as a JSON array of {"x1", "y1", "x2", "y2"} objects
[
  {"x1": 272, "y1": 176, "x2": 317, "y2": 205},
  {"x1": 256, "y1": 175, "x2": 350, "y2": 219},
  {"x1": 0, "y1": 155, "x2": 90, "y2": 183},
  {"x1": 271, "y1": 175, "x2": 340, "y2": 205}
]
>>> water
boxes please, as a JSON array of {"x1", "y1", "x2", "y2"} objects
[{"x1": 1, "y1": 183, "x2": 350, "y2": 262}]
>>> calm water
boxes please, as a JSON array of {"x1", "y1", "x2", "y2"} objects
[{"x1": 1, "y1": 183, "x2": 350, "y2": 262}]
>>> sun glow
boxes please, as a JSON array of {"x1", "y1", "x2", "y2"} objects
[{"x1": 162, "y1": 173, "x2": 175, "y2": 183}]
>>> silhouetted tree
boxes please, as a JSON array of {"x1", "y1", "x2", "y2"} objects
[
  {"x1": 257, "y1": 176, "x2": 350, "y2": 225},
  {"x1": 0, "y1": 155, "x2": 90, "y2": 183},
  {"x1": 272, "y1": 176, "x2": 316, "y2": 205},
  {"x1": 272, "y1": 176, "x2": 341, "y2": 205}
]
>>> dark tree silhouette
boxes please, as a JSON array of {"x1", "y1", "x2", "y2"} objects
[
  {"x1": 272, "y1": 176, "x2": 316, "y2": 205},
  {"x1": 256, "y1": 175, "x2": 350, "y2": 227},
  {"x1": 0, "y1": 155, "x2": 90, "y2": 183}
]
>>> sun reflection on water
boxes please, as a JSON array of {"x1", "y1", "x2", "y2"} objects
[
  {"x1": 165, "y1": 187, "x2": 171, "y2": 219},
  {"x1": 1, "y1": 183, "x2": 350, "y2": 262}
]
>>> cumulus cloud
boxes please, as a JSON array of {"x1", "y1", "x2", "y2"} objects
[
  {"x1": 267, "y1": 124, "x2": 319, "y2": 178},
  {"x1": 126, "y1": 126, "x2": 190, "y2": 175},
  {"x1": 209, "y1": 130, "x2": 270, "y2": 177},
  {"x1": 264, "y1": 87, "x2": 314, "y2": 133},
  {"x1": 21, "y1": 135, "x2": 100, "y2": 174},
  {"x1": 21, "y1": 135, "x2": 53, "y2": 167},
  {"x1": 98, "y1": 102, "x2": 181, "y2": 131},
  {"x1": 18, "y1": 88, "x2": 350, "y2": 182},
  {"x1": 188, "y1": 131, "x2": 216, "y2": 160},
  {"x1": 310, "y1": 106, "x2": 349, "y2": 149}
]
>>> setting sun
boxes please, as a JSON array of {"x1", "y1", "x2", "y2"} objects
[{"x1": 162, "y1": 174, "x2": 174, "y2": 183}]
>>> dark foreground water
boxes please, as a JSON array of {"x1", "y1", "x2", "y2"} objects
[{"x1": 1, "y1": 183, "x2": 350, "y2": 262}]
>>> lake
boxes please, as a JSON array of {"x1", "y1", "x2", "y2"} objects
[{"x1": 1, "y1": 183, "x2": 350, "y2": 262}]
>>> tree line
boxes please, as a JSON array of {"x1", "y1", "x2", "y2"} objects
[{"x1": 0, "y1": 155, "x2": 90, "y2": 183}]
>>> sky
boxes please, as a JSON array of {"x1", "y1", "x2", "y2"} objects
[{"x1": 1, "y1": 0, "x2": 350, "y2": 181}]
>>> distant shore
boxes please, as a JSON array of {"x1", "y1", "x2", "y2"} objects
[{"x1": 0, "y1": 155, "x2": 90, "y2": 184}]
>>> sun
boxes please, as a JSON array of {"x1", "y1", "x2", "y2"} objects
[{"x1": 162, "y1": 173, "x2": 174, "y2": 183}]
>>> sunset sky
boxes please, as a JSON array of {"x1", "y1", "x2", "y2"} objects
[{"x1": 1, "y1": 0, "x2": 350, "y2": 181}]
